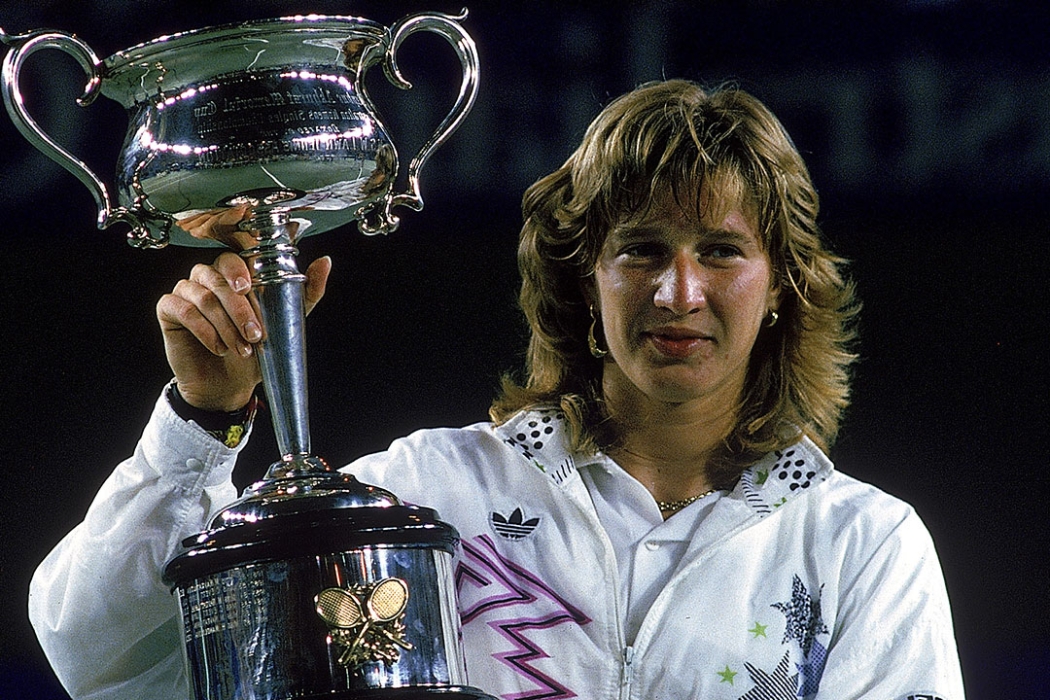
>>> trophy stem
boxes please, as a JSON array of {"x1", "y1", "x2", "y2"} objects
[{"x1": 242, "y1": 210, "x2": 330, "y2": 479}]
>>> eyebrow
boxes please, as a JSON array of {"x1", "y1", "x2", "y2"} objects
[
  {"x1": 705, "y1": 228, "x2": 755, "y2": 244},
  {"x1": 608, "y1": 224, "x2": 658, "y2": 239},
  {"x1": 609, "y1": 224, "x2": 756, "y2": 245}
]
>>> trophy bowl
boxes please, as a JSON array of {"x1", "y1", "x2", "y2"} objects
[
  {"x1": 2, "y1": 10, "x2": 495, "y2": 700},
  {"x1": 2, "y1": 12, "x2": 479, "y2": 247}
]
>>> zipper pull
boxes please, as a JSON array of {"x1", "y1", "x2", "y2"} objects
[{"x1": 622, "y1": 645, "x2": 635, "y2": 689}]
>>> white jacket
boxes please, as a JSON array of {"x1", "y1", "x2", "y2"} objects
[{"x1": 29, "y1": 393, "x2": 964, "y2": 700}]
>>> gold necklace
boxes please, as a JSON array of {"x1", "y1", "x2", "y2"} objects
[{"x1": 657, "y1": 488, "x2": 718, "y2": 513}]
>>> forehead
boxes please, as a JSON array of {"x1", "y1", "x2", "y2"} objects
[{"x1": 612, "y1": 179, "x2": 759, "y2": 237}]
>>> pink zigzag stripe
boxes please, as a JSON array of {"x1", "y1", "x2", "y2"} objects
[
  {"x1": 489, "y1": 614, "x2": 582, "y2": 700},
  {"x1": 457, "y1": 534, "x2": 591, "y2": 700}
]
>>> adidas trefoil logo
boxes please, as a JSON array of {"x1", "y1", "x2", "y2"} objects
[{"x1": 491, "y1": 508, "x2": 540, "y2": 540}]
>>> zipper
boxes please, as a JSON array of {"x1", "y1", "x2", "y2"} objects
[
  {"x1": 576, "y1": 463, "x2": 634, "y2": 699},
  {"x1": 621, "y1": 645, "x2": 635, "y2": 698}
]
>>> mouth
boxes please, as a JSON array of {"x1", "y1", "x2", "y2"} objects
[{"x1": 643, "y1": 327, "x2": 713, "y2": 358}]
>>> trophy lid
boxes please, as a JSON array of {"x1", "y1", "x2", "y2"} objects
[
  {"x1": 164, "y1": 504, "x2": 459, "y2": 587},
  {"x1": 163, "y1": 470, "x2": 459, "y2": 587}
]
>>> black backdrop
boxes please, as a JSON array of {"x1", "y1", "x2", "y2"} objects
[{"x1": 1, "y1": 1, "x2": 1046, "y2": 698}]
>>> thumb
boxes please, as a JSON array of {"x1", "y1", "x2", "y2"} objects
[{"x1": 304, "y1": 256, "x2": 332, "y2": 315}]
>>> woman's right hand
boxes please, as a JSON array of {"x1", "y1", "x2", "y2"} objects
[{"x1": 156, "y1": 252, "x2": 332, "y2": 412}]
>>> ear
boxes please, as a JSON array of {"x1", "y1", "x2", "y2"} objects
[
  {"x1": 766, "y1": 282, "x2": 782, "y2": 314},
  {"x1": 579, "y1": 274, "x2": 598, "y2": 310},
  {"x1": 765, "y1": 261, "x2": 784, "y2": 313}
]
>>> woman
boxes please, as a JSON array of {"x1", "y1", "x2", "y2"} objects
[{"x1": 29, "y1": 80, "x2": 964, "y2": 699}]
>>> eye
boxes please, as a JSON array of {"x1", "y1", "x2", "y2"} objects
[
  {"x1": 620, "y1": 241, "x2": 664, "y2": 258},
  {"x1": 705, "y1": 244, "x2": 743, "y2": 260}
]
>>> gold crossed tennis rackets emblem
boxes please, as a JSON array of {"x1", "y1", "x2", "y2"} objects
[{"x1": 315, "y1": 577, "x2": 414, "y2": 667}]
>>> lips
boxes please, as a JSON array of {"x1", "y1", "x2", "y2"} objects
[{"x1": 644, "y1": 326, "x2": 712, "y2": 359}]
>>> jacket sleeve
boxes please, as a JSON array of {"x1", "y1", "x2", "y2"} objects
[
  {"x1": 28, "y1": 391, "x2": 242, "y2": 700},
  {"x1": 819, "y1": 506, "x2": 966, "y2": 699}
]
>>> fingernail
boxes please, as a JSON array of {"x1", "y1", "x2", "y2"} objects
[
  {"x1": 244, "y1": 321, "x2": 263, "y2": 342},
  {"x1": 239, "y1": 343, "x2": 254, "y2": 358},
  {"x1": 232, "y1": 277, "x2": 250, "y2": 293}
]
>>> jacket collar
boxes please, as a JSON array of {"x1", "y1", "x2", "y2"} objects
[{"x1": 493, "y1": 407, "x2": 834, "y2": 518}]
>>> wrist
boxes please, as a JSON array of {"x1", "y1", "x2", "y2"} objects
[
  {"x1": 173, "y1": 382, "x2": 257, "y2": 414},
  {"x1": 166, "y1": 380, "x2": 260, "y2": 447}
]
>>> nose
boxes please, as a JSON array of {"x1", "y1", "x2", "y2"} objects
[{"x1": 653, "y1": 252, "x2": 705, "y2": 314}]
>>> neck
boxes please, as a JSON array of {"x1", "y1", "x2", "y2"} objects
[{"x1": 601, "y1": 374, "x2": 740, "y2": 504}]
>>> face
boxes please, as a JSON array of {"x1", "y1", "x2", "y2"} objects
[{"x1": 592, "y1": 190, "x2": 779, "y2": 413}]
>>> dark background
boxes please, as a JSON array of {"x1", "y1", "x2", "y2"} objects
[{"x1": 1, "y1": 1, "x2": 1046, "y2": 698}]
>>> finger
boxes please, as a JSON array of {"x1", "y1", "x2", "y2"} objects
[
  {"x1": 176, "y1": 205, "x2": 253, "y2": 241},
  {"x1": 212, "y1": 204, "x2": 252, "y2": 229},
  {"x1": 156, "y1": 291, "x2": 230, "y2": 357},
  {"x1": 304, "y1": 256, "x2": 332, "y2": 315},
  {"x1": 188, "y1": 262, "x2": 263, "y2": 344},
  {"x1": 171, "y1": 277, "x2": 255, "y2": 358},
  {"x1": 173, "y1": 275, "x2": 257, "y2": 357},
  {"x1": 176, "y1": 212, "x2": 211, "y2": 231},
  {"x1": 212, "y1": 252, "x2": 253, "y2": 295}
]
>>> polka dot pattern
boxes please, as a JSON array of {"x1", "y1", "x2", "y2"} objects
[
  {"x1": 772, "y1": 449, "x2": 817, "y2": 492},
  {"x1": 504, "y1": 412, "x2": 560, "y2": 460}
]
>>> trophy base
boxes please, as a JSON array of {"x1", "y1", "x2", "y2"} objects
[{"x1": 166, "y1": 502, "x2": 494, "y2": 700}]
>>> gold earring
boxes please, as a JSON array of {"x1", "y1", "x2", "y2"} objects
[
  {"x1": 588, "y1": 306, "x2": 609, "y2": 358},
  {"x1": 765, "y1": 310, "x2": 779, "y2": 327}
]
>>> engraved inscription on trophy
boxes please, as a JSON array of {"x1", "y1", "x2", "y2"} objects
[
  {"x1": 188, "y1": 77, "x2": 379, "y2": 146},
  {"x1": 315, "y1": 578, "x2": 413, "y2": 668},
  {"x1": 182, "y1": 568, "x2": 270, "y2": 643}
]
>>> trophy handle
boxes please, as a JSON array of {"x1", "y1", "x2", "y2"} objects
[
  {"x1": 358, "y1": 11, "x2": 480, "y2": 234},
  {"x1": 0, "y1": 28, "x2": 166, "y2": 247}
]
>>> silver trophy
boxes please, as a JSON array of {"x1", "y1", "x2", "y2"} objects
[{"x1": 2, "y1": 12, "x2": 496, "y2": 700}]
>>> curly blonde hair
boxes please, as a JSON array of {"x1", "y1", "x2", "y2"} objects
[{"x1": 490, "y1": 80, "x2": 859, "y2": 481}]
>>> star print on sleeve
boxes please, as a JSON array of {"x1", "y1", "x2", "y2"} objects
[
  {"x1": 718, "y1": 665, "x2": 738, "y2": 685},
  {"x1": 749, "y1": 622, "x2": 768, "y2": 638},
  {"x1": 736, "y1": 652, "x2": 798, "y2": 700},
  {"x1": 772, "y1": 575, "x2": 827, "y2": 656},
  {"x1": 771, "y1": 575, "x2": 829, "y2": 697}
]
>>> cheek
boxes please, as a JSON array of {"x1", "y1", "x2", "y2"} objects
[
  {"x1": 724, "y1": 268, "x2": 775, "y2": 318},
  {"x1": 596, "y1": 269, "x2": 642, "y2": 313}
]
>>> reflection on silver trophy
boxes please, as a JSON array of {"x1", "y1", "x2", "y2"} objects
[{"x1": 2, "y1": 11, "x2": 497, "y2": 700}]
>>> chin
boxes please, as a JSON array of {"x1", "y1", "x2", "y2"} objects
[{"x1": 638, "y1": 377, "x2": 712, "y2": 405}]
